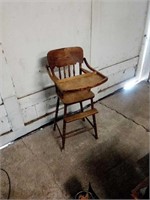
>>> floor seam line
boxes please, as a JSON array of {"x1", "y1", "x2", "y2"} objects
[
  {"x1": 22, "y1": 139, "x2": 66, "y2": 198},
  {"x1": 22, "y1": 140, "x2": 36, "y2": 157},
  {"x1": 99, "y1": 102, "x2": 149, "y2": 132}
]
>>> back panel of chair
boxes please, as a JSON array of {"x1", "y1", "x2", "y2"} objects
[{"x1": 47, "y1": 47, "x2": 83, "y2": 79}]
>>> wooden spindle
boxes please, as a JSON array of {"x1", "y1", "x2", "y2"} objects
[
  {"x1": 79, "y1": 63, "x2": 82, "y2": 75},
  {"x1": 63, "y1": 66, "x2": 66, "y2": 78},
  {"x1": 58, "y1": 68, "x2": 62, "y2": 79},
  {"x1": 73, "y1": 64, "x2": 75, "y2": 76},
  {"x1": 68, "y1": 65, "x2": 71, "y2": 77}
]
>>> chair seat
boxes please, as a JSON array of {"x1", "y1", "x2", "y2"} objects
[{"x1": 58, "y1": 89, "x2": 94, "y2": 105}]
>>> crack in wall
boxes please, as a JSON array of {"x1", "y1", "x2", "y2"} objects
[{"x1": 99, "y1": 102, "x2": 149, "y2": 132}]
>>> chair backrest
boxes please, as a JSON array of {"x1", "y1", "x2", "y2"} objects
[{"x1": 47, "y1": 47, "x2": 83, "y2": 79}]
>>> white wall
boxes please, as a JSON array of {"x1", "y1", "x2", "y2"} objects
[
  {"x1": 2, "y1": 0, "x2": 91, "y2": 98},
  {"x1": 0, "y1": 0, "x2": 149, "y2": 146},
  {"x1": 91, "y1": 0, "x2": 147, "y2": 68},
  {"x1": 136, "y1": 1, "x2": 150, "y2": 81}
]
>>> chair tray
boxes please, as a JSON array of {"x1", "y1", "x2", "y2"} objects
[{"x1": 56, "y1": 72, "x2": 107, "y2": 92}]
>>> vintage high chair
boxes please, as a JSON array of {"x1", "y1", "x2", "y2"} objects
[{"x1": 46, "y1": 47, "x2": 108, "y2": 149}]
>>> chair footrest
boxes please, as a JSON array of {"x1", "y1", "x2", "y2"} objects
[{"x1": 64, "y1": 108, "x2": 98, "y2": 123}]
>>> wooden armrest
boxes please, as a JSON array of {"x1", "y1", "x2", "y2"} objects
[
  {"x1": 46, "y1": 65, "x2": 59, "y2": 83},
  {"x1": 83, "y1": 58, "x2": 96, "y2": 72},
  {"x1": 83, "y1": 58, "x2": 108, "y2": 80},
  {"x1": 81, "y1": 68, "x2": 91, "y2": 74}
]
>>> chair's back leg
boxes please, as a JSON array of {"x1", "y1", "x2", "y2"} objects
[
  {"x1": 91, "y1": 98, "x2": 98, "y2": 139},
  {"x1": 80, "y1": 102, "x2": 85, "y2": 121},
  {"x1": 53, "y1": 97, "x2": 60, "y2": 131}
]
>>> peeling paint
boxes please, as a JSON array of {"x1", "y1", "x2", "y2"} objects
[
  {"x1": 5, "y1": 57, "x2": 7, "y2": 64},
  {"x1": 0, "y1": 130, "x2": 12, "y2": 137},
  {"x1": 10, "y1": 77, "x2": 16, "y2": 88},
  {"x1": 18, "y1": 85, "x2": 54, "y2": 100}
]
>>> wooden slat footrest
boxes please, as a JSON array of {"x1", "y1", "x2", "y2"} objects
[{"x1": 64, "y1": 108, "x2": 98, "y2": 123}]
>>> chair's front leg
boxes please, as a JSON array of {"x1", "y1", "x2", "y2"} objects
[
  {"x1": 62, "y1": 105, "x2": 67, "y2": 149},
  {"x1": 92, "y1": 114, "x2": 98, "y2": 139},
  {"x1": 91, "y1": 98, "x2": 98, "y2": 139}
]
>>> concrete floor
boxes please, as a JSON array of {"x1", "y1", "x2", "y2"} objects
[{"x1": 0, "y1": 81, "x2": 149, "y2": 199}]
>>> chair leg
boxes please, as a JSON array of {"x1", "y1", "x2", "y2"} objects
[
  {"x1": 92, "y1": 114, "x2": 98, "y2": 139},
  {"x1": 53, "y1": 97, "x2": 60, "y2": 131},
  {"x1": 91, "y1": 98, "x2": 98, "y2": 139},
  {"x1": 62, "y1": 105, "x2": 67, "y2": 149},
  {"x1": 80, "y1": 102, "x2": 85, "y2": 121}
]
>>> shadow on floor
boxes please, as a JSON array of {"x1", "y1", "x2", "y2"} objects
[
  {"x1": 64, "y1": 176, "x2": 84, "y2": 198},
  {"x1": 64, "y1": 140, "x2": 149, "y2": 199},
  {"x1": 83, "y1": 145, "x2": 149, "y2": 199}
]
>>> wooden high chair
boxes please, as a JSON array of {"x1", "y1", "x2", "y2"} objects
[{"x1": 46, "y1": 47, "x2": 108, "y2": 149}]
